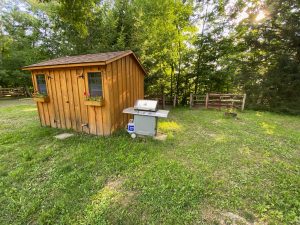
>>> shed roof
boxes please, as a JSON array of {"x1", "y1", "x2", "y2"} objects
[{"x1": 22, "y1": 50, "x2": 146, "y2": 73}]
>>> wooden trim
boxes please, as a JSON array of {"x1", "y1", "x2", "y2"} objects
[
  {"x1": 85, "y1": 70, "x2": 104, "y2": 99},
  {"x1": 22, "y1": 62, "x2": 106, "y2": 71}
]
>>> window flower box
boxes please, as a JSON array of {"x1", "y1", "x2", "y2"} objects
[
  {"x1": 84, "y1": 96, "x2": 104, "y2": 107},
  {"x1": 33, "y1": 96, "x2": 50, "y2": 103},
  {"x1": 32, "y1": 92, "x2": 49, "y2": 103}
]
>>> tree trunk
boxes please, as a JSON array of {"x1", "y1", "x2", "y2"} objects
[
  {"x1": 24, "y1": 85, "x2": 31, "y2": 97},
  {"x1": 170, "y1": 63, "x2": 174, "y2": 97}
]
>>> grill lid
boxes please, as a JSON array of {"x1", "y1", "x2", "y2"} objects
[
  {"x1": 123, "y1": 107, "x2": 169, "y2": 118},
  {"x1": 134, "y1": 99, "x2": 158, "y2": 112}
]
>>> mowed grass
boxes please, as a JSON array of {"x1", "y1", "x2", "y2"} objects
[{"x1": 0, "y1": 102, "x2": 299, "y2": 225}]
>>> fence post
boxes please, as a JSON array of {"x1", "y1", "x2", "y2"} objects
[
  {"x1": 173, "y1": 95, "x2": 177, "y2": 107},
  {"x1": 242, "y1": 94, "x2": 246, "y2": 111},
  {"x1": 189, "y1": 93, "x2": 193, "y2": 109},
  {"x1": 205, "y1": 93, "x2": 209, "y2": 109},
  {"x1": 162, "y1": 94, "x2": 165, "y2": 109}
]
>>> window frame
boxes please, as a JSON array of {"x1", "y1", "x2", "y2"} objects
[
  {"x1": 87, "y1": 72, "x2": 103, "y2": 98},
  {"x1": 35, "y1": 74, "x2": 48, "y2": 95}
]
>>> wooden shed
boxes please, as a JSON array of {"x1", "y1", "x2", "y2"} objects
[{"x1": 22, "y1": 50, "x2": 146, "y2": 135}]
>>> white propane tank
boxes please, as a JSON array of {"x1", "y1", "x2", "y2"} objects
[{"x1": 127, "y1": 119, "x2": 135, "y2": 133}]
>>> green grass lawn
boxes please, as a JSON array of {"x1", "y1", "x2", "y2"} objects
[{"x1": 0, "y1": 101, "x2": 299, "y2": 225}]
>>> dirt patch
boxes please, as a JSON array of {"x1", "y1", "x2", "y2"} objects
[
  {"x1": 103, "y1": 177, "x2": 137, "y2": 207},
  {"x1": 222, "y1": 212, "x2": 251, "y2": 225},
  {"x1": 105, "y1": 178, "x2": 125, "y2": 190},
  {"x1": 201, "y1": 207, "x2": 266, "y2": 225}
]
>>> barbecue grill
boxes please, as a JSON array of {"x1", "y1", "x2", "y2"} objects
[{"x1": 123, "y1": 99, "x2": 169, "y2": 138}]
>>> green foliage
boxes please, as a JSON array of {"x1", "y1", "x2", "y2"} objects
[
  {"x1": 0, "y1": 101, "x2": 300, "y2": 224},
  {"x1": 1, "y1": 0, "x2": 300, "y2": 113}
]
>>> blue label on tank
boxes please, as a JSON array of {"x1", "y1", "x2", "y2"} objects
[{"x1": 128, "y1": 125, "x2": 134, "y2": 132}]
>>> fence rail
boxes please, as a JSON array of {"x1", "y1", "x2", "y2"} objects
[
  {"x1": 147, "y1": 93, "x2": 247, "y2": 111},
  {"x1": 190, "y1": 93, "x2": 246, "y2": 111},
  {"x1": 146, "y1": 94, "x2": 177, "y2": 109},
  {"x1": 0, "y1": 88, "x2": 26, "y2": 97}
]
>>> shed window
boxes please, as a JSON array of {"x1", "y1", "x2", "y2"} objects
[
  {"x1": 88, "y1": 72, "x2": 102, "y2": 97},
  {"x1": 36, "y1": 74, "x2": 47, "y2": 95}
]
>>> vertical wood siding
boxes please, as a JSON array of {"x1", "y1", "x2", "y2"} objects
[
  {"x1": 108, "y1": 55, "x2": 144, "y2": 132},
  {"x1": 31, "y1": 55, "x2": 145, "y2": 136}
]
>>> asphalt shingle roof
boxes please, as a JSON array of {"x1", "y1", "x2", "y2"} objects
[{"x1": 23, "y1": 50, "x2": 132, "y2": 69}]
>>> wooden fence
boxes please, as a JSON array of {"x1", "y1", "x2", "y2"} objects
[
  {"x1": 146, "y1": 94, "x2": 177, "y2": 109},
  {"x1": 147, "y1": 93, "x2": 246, "y2": 111},
  {"x1": 189, "y1": 94, "x2": 206, "y2": 108},
  {"x1": 0, "y1": 88, "x2": 26, "y2": 97},
  {"x1": 190, "y1": 93, "x2": 246, "y2": 111}
]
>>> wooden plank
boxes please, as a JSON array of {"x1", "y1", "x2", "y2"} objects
[
  {"x1": 95, "y1": 66, "x2": 104, "y2": 136},
  {"x1": 112, "y1": 61, "x2": 119, "y2": 131},
  {"x1": 87, "y1": 104, "x2": 97, "y2": 134},
  {"x1": 44, "y1": 104, "x2": 51, "y2": 126},
  {"x1": 49, "y1": 70, "x2": 61, "y2": 128},
  {"x1": 104, "y1": 64, "x2": 113, "y2": 135},
  {"x1": 128, "y1": 57, "x2": 132, "y2": 105},
  {"x1": 138, "y1": 66, "x2": 141, "y2": 99},
  {"x1": 70, "y1": 68, "x2": 82, "y2": 132},
  {"x1": 132, "y1": 57, "x2": 136, "y2": 103},
  {"x1": 65, "y1": 69, "x2": 77, "y2": 130},
  {"x1": 116, "y1": 59, "x2": 123, "y2": 129},
  {"x1": 109, "y1": 63, "x2": 116, "y2": 133},
  {"x1": 140, "y1": 67, "x2": 143, "y2": 98},
  {"x1": 130, "y1": 56, "x2": 134, "y2": 105},
  {"x1": 45, "y1": 70, "x2": 56, "y2": 127},
  {"x1": 125, "y1": 56, "x2": 130, "y2": 122},
  {"x1": 138, "y1": 68, "x2": 142, "y2": 98},
  {"x1": 122, "y1": 58, "x2": 127, "y2": 126},
  {"x1": 122, "y1": 58, "x2": 127, "y2": 123},
  {"x1": 130, "y1": 57, "x2": 134, "y2": 120},
  {"x1": 135, "y1": 60, "x2": 139, "y2": 100},
  {"x1": 141, "y1": 69, "x2": 144, "y2": 98},
  {"x1": 54, "y1": 69, "x2": 66, "y2": 129},
  {"x1": 60, "y1": 70, "x2": 72, "y2": 129},
  {"x1": 78, "y1": 68, "x2": 89, "y2": 133},
  {"x1": 136, "y1": 63, "x2": 140, "y2": 100},
  {"x1": 85, "y1": 67, "x2": 97, "y2": 135}
]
